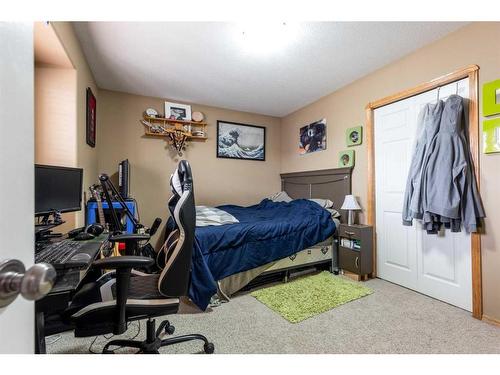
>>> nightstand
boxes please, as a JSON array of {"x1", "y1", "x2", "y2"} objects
[{"x1": 338, "y1": 223, "x2": 373, "y2": 281}]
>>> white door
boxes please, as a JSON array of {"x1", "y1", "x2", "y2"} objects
[
  {"x1": 0, "y1": 22, "x2": 35, "y2": 353},
  {"x1": 375, "y1": 78, "x2": 472, "y2": 311}
]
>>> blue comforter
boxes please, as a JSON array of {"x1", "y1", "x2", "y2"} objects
[{"x1": 189, "y1": 199, "x2": 336, "y2": 310}]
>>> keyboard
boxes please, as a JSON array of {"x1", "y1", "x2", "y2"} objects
[{"x1": 35, "y1": 240, "x2": 100, "y2": 270}]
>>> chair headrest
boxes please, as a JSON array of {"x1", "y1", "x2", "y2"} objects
[{"x1": 170, "y1": 160, "x2": 193, "y2": 196}]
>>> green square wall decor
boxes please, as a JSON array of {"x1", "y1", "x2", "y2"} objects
[
  {"x1": 482, "y1": 79, "x2": 500, "y2": 117},
  {"x1": 483, "y1": 117, "x2": 500, "y2": 154},
  {"x1": 346, "y1": 126, "x2": 362, "y2": 146},
  {"x1": 339, "y1": 150, "x2": 355, "y2": 168}
]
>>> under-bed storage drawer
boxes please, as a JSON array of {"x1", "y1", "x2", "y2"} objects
[{"x1": 264, "y1": 245, "x2": 332, "y2": 273}]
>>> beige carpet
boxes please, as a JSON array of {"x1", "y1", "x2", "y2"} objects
[{"x1": 47, "y1": 277, "x2": 500, "y2": 354}]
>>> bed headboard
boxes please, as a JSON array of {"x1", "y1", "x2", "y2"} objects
[{"x1": 280, "y1": 167, "x2": 352, "y2": 223}]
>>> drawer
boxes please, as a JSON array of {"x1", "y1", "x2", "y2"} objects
[
  {"x1": 338, "y1": 225, "x2": 363, "y2": 239},
  {"x1": 265, "y1": 246, "x2": 332, "y2": 273},
  {"x1": 339, "y1": 246, "x2": 361, "y2": 274}
]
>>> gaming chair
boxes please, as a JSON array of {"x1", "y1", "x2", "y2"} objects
[{"x1": 65, "y1": 160, "x2": 213, "y2": 354}]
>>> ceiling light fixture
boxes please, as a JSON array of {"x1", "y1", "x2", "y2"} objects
[{"x1": 236, "y1": 22, "x2": 299, "y2": 56}]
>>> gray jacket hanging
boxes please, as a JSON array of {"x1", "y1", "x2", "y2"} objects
[
  {"x1": 421, "y1": 95, "x2": 485, "y2": 233},
  {"x1": 402, "y1": 100, "x2": 444, "y2": 226}
]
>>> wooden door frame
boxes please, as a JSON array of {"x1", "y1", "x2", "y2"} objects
[{"x1": 365, "y1": 65, "x2": 482, "y2": 319}]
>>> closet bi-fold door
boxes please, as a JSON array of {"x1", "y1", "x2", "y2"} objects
[{"x1": 374, "y1": 78, "x2": 472, "y2": 311}]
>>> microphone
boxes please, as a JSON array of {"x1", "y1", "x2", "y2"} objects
[{"x1": 148, "y1": 218, "x2": 162, "y2": 236}]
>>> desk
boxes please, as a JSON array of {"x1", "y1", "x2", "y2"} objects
[{"x1": 35, "y1": 235, "x2": 107, "y2": 354}]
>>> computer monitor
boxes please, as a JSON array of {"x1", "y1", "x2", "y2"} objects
[
  {"x1": 35, "y1": 164, "x2": 83, "y2": 216},
  {"x1": 118, "y1": 159, "x2": 130, "y2": 199}
]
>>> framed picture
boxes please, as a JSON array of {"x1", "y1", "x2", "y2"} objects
[
  {"x1": 165, "y1": 101, "x2": 192, "y2": 121},
  {"x1": 482, "y1": 79, "x2": 500, "y2": 117},
  {"x1": 217, "y1": 120, "x2": 265, "y2": 161},
  {"x1": 483, "y1": 117, "x2": 500, "y2": 154},
  {"x1": 338, "y1": 150, "x2": 355, "y2": 168},
  {"x1": 299, "y1": 118, "x2": 327, "y2": 155},
  {"x1": 346, "y1": 126, "x2": 362, "y2": 146},
  {"x1": 86, "y1": 88, "x2": 96, "y2": 148}
]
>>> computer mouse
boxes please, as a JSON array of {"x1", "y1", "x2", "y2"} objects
[
  {"x1": 74, "y1": 232, "x2": 95, "y2": 241},
  {"x1": 85, "y1": 223, "x2": 104, "y2": 236},
  {"x1": 67, "y1": 227, "x2": 85, "y2": 238}
]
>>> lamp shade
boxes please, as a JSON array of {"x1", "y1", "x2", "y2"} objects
[{"x1": 341, "y1": 195, "x2": 361, "y2": 210}]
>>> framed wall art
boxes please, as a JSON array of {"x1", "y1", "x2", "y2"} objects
[
  {"x1": 86, "y1": 87, "x2": 96, "y2": 148},
  {"x1": 217, "y1": 120, "x2": 265, "y2": 161},
  {"x1": 346, "y1": 126, "x2": 362, "y2": 146},
  {"x1": 299, "y1": 118, "x2": 327, "y2": 155},
  {"x1": 338, "y1": 149, "x2": 355, "y2": 168}
]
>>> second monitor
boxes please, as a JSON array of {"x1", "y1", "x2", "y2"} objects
[
  {"x1": 118, "y1": 159, "x2": 130, "y2": 199},
  {"x1": 35, "y1": 164, "x2": 83, "y2": 216}
]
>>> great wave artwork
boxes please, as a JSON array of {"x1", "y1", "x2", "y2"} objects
[{"x1": 217, "y1": 121, "x2": 266, "y2": 161}]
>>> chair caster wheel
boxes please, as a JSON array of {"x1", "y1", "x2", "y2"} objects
[
  {"x1": 165, "y1": 325, "x2": 175, "y2": 335},
  {"x1": 204, "y1": 342, "x2": 215, "y2": 354}
]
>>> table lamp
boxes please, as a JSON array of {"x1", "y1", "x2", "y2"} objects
[{"x1": 341, "y1": 195, "x2": 361, "y2": 226}]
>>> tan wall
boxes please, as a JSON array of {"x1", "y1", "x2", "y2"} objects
[
  {"x1": 98, "y1": 89, "x2": 281, "y2": 246},
  {"x1": 51, "y1": 22, "x2": 100, "y2": 227},
  {"x1": 35, "y1": 65, "x2": 77, "y2": 232},
  {"x1": 35, "y1": 66, "x2": 77, "y2": 167},
  {"x1": 280, "y1": 22, "x2": 500, "y2": 320}
]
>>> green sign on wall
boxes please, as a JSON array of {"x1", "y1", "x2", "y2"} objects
[
  {"x1": 483, "y1": 117, "x2": 500, "y2": 154},
  {"x1": 482, "y1": 79, "x2": 500, "y2": 117}
]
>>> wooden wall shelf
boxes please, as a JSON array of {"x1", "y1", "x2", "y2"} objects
[
  {"x1": 142, "y1": 115, "x2": 208, "y2": 140},
  {"x1": 144, "y1": 130, "x2": 207, "y2": 140},
  {"x1": 141, "y1": 113, "x2": 208, "y2": 156},
  {"x1": 144, "y1": 115, "x2": 208, "y2": 127}
]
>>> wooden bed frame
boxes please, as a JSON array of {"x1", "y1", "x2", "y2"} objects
[
  {"x1": 242, "y1": 167, "x2": 352, "y2": 290},
  {"x1": 280, "y1": 167, "x2": 352, "y2": 223}
]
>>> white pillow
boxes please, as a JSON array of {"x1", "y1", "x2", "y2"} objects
[
  {"x1": 325, "y1": 207, "x2": 341, "y2": 219},
  {"x1": 309, "y1": 198, "x2": 334, "y2": 209},
  {"x1": 196, "y1": 206, "x2": 239, "y2": 227},
  {"x1": 268, "y1": 191, "x2": 293, "y2": 203}
]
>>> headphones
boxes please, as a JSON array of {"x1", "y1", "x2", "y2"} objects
[{"x1": 85, "y1": 223, "x2": 104, "y2": 236}]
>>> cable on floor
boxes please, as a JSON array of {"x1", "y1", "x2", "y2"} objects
[
  {"x1": 88, "y1": 321, "x2": 141, "y2": 354},
  {"x1": 45, "y1": 334, "x2": 62, "y2": 346}
]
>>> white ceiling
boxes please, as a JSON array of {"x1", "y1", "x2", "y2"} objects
[{"x1": 73, "y1": 22, "x2": 466, "y2": 117}]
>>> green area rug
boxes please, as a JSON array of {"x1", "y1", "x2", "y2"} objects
[{"x1": 251, "y1": 271, "x2": 373, "y2": 323}]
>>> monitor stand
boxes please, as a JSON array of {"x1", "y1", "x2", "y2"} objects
[{"x1": 35, "y1": 221, "x2": 65, "y2": 242}]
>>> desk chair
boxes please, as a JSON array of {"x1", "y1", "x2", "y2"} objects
[{"x1": 65, "y1": 161, "x2": 214, "y2": 354}]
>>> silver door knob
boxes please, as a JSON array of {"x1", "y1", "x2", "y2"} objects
[{"x1": 0, "y1": 259, "x2": 56, "y2": 308}]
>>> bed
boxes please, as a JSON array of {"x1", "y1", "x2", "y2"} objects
[{"x1": 187, "y1": 167, "x2": 352, "y2": 310}]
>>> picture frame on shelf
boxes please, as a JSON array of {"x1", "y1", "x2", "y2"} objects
[
  {"x1": 165, "y1": 101, "x2": 192, "y2": 121},
  {"x1": 217, "y1": 120, "x2": 265, "y2": 161},
  {"x1": 86, "y1": 87, "x2": 96, "y2": 148}
]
